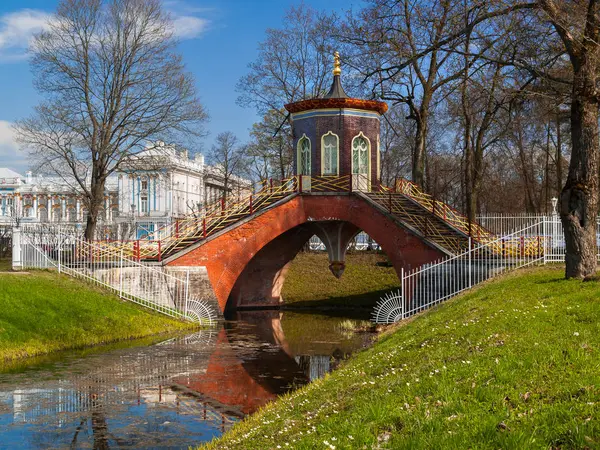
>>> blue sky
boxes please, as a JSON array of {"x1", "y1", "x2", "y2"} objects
[{"x1": 0, "y1": 0, "x2": 361, "y2": 173}]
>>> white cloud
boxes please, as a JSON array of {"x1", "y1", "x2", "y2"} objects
[
  {"x1": 0, "y1": 120, "x2": 28, "y2": 173},
  {"x1": 0, "y1": 9, "x2": 52, "y2": 62},
  {"x1": 0, "y1": 6, "x2": 207, "y2": 62},
  {"x1": 171, "y1": 14, "x2": 209, "y2": 39},
  {"x1": 165, "y1": 1, "x2": 211, "y2": 40}
]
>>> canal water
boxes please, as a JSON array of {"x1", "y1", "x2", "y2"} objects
[{"x1": 0, "y1": 311, "x2": 375, "y2": 449}]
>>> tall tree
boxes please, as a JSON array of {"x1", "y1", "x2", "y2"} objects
[
  {"x1": 538, "y1": 0, "x2": 600, "y2": 278},
  {"x1": 237, "y1": 4, "x2": 335, "y2": 113},
  {"x1": 207, "y1": 131, "x2": 248, "y2": 202},
  {"x1": 343, "y1": 0, "x2": 475, "y2": 189},
  {"x1": 15, "y1": 0, "x2": 207, "y2": 239},
  {"x1": 246, "y1": 109, "x2": 294, "y2": 182},
  {"x1": 349, "y1": 0, "x2": 599, "y2": 278},
  {"x1": 237, "y1": 4, "x2": 335, "y2": 174}
]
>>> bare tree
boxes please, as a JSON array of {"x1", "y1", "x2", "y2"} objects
[
  {"x1": 379, "y1": 105, "x2": 413, "y2": 186},
  {"x1": 237, "y1": 4, "x2": 335, "y2": 114},
  {"x1": 342, "y1": 0, "x2": 470, "y2": 189},
  {"x1": 536, "y1": 0, "x2": 600, "y2": 278},
  {"x1": 246, "y1": 109, "x2": 294, "y2": 183},
  {"x1": 15, "y1": 0, "x2": 207, "y2": 240},
  {"x1": 237, "y1": 4, "x2": 335, "y2": 178},
  {"x1": 207, "y1": 132, "x2": 248, "y2": 202}
]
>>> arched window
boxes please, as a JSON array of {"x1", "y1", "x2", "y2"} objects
[
  {"x1": 321, "y1": 132, "x2": 339, "y2": 176},
  {"x1": 352, "y1": 133, "x2": 371, "y2": 191},
  {"x1": 352, "y1": 135, "x2": 370, "y2": 175},
  {"x1": 297, "y1": 135, "x2": 311, "y2": 176}
]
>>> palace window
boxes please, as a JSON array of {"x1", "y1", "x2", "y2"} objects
[
  {"x1": 141, "y1": 180, "x2": 148, "y2": 191},
  {"x1": 298, "y1": 135, "x2": 311, "y2": 176},
  {"x1": 141, "y1": 195, "x2": 148, "y2": 213},
  {"x1": 322, "y1": 132, "x2": 339, "y2": 175}
]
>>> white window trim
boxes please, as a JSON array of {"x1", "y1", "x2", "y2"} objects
[
  {"x1": 297, "y1": 134, "x2": 311, "y2": 176},
  {"x1": 351, "y1": 132, "x2": 371, "y2": 178},
  {"x1": 320, "y1": 131, "x2": 340, "y2": 176}
]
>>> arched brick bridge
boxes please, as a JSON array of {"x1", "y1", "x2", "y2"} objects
[{"x1": 156, "y1": 178, "x2": 484, "y2": 314}]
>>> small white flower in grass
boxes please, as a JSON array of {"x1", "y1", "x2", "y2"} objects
[
  {"x1": 332, "y1": 437, "x2": 337, "y2": 441},
  {"x1": 348, "y1": 435, "x2": 354, "y2": 440},
  {"x1": 574, "y1": 332, "x2": 580, "y2": 336}
]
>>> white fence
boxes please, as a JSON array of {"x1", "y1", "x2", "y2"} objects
[
  {"x1": 14, "y1": 225, "x2": 215, "y2": 325},
  {"x1": 476, "y1": 213, "x2": 547, "y2": 236},
  {"x1": 373, "y1": 217, "x2": 599, "y2": 323}
]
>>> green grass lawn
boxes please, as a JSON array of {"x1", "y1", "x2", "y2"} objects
[
  {"x1": 0, "y1": 270, "x2": 195, "y2": 363},
  {"x1": 203, "y1": 266, "x2": 600, "y2": 449},
  {"x1": 282, "y1": 251, "x2": 399, "y2": 308}
]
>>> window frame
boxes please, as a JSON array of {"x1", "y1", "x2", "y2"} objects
[
  {"x1": 297, "y1": 134, "x2": 311, "y2": 176},
  {"x1": 320, "y1": 131, "x2": 339, "y2": 176},
  {"x1": 351, "y1": 132, "x2": 371, "y2": 176}
]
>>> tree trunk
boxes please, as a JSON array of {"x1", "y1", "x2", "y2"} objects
[
  {"x1": 412, "y1": 105, "x2": 429, "y2": 188},
  {"x1": 561, "y1": 71, "x2": 599, "y2": 279},
  {"x1": 470, "y1": 137, "x2": 485, "y2": 222},
  {"x1": 545, "y1": 125, "x2": 551, "y2": 214},
  {"x1": 84, "y1": 177, "x2": 106, "y2": 241},
  {"x1": 555, "y1": 112, "x2": 563, "y2": 197}
]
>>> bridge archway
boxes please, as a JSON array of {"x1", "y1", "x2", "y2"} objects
[{"x1": 167, "y1": 194, "x2": 445, "y2": 313}]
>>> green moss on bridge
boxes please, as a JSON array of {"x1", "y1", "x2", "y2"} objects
[
  {"x1": 203, "y1": 266, "x2": 600, "y2": 449},
  {"x1": 0, "y1": 269, "x2": 195, "y2": 364},
  {"x1": 282, "y1": 251, "x2": 399, "y2": 309}
]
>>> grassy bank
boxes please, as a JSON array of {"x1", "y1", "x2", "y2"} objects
[
  {"x1": 0, "y1": 270, "x2": 194, "y2": 363},
  {"x1": 204, "y1": 266, "x2": 600, "y2": 449},
  {"x1": 282, "y1": 252, "x2": 398, "y2": 308}
]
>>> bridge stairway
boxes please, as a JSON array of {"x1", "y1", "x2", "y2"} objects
[
  {"x1": 362, "y1": 192, "x2": 472, "y2": 256},
  {"x1": 91, "y1": 176, "x2": 496, "y2": 263},
  {"x1": 155, "y1": 191, "x2": 293, "y2": 260}
]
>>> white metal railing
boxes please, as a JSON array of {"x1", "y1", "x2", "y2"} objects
[
  {"x1": 18, "y1": 225, "x2": 215, "y2": 325},
  {"x1": 476, "y1": 213, "x2": 546, "y2": 236},
  {"x1": 373, "y1": 217, "x2": 600, "y2": 323}
]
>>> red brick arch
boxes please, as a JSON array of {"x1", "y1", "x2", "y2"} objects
[{"x1": 166, "y1": 194, "x2": 444, "y2": 313}]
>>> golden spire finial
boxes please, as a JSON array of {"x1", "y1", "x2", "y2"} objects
[{"x1": 333, "y1": 51, "x2": 341, "y2": 76}]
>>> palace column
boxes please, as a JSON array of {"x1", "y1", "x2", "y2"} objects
[
  {"x1": 33, "y1": 195, "x2": 38, "y2": 219},
  {"x1": 104, "y1": 195, "x2": 110, "y2": 222},
  {"x1": 61, "y1": 197, "x2": 67, "y2": 221},
  {"x1": 76, "y1": 199, "x2": 81, "y2": 222},
  {"x1": 12, "y1": 194, "x2": 16, "y2": 215}
]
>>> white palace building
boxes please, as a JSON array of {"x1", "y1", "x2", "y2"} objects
[{"x1": 0, "y1": 143, "x2": 252, "y2": 239}]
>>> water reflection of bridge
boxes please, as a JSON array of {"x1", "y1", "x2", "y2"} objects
[
  {"x1": 0, "y1": 312, "x2": 370, "y2": 448},
  {"x1": 0, "y1": 329, "x2": 243, "y2": 448}
]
